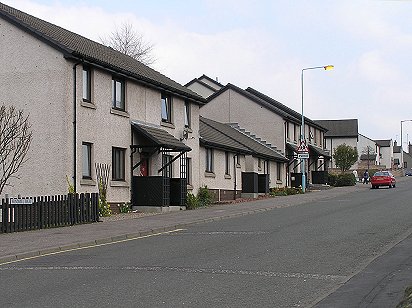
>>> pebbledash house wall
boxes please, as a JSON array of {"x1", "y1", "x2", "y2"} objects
[
  {"x1": 199, "y1": 148, "x2": 245, "y2": 200},
  {"x1": 74, "y1": 65, "x2": 201, "y2": 204},
  {"x1": 200, "y1": 89, "x2": 285, "y2": 155},
  {"x1": 0, "y1": 18, "x2": 72, "y2": 197},
  {"x1": 324, "y1": 137, "x2": 358, "y2": 169},
  {"x1": 0, "y1": 17, "x2": 200, "y2": 203},
  {"x1": 198, "y1": 148, "x2": 285, "y2": 200}
]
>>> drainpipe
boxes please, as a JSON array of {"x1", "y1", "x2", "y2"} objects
[
  {"x1": 233, "y1": 154, "x2": 237, "y2": 200},
  {"x1": 73, "y1": 61, "x2": 81, "y2": 192}
]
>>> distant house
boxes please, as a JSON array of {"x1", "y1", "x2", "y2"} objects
[
  {"x1": 404, "y1": 143, "x2": 412, "y2": 170},
  {"x1": 314, "y1": 119, "x2": 358, "y2": 169},
  {"x1": 0, "y1": 3, "x2": 206, "y2": 210},
  {"x1": 375, "y1": 139, "x2": 394, "y2": 170},
  {"x1": 393, "y1": 141, "x2": 402, "y2": 169},
  {"x1": 185, "y1": 75, "x2": 223, "y2": 99},
  {"x1": 357, "y1": 134, "x2": 380, "y2": 169},
  {"x1": 199, "y1": 117, "x2": 288, "y2": 200}
]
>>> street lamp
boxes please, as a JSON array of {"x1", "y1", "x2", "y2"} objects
[
  {"x1": 301, "y1": 65, "x2": 334, "y2": 192},
  {"x1": 400, "y1": 119, "x2": 412, "y2": 174}
]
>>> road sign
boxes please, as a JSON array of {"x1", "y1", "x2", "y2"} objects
[
  {"x1": 297, "y1": 140, "x2": 309, "y2": 153},
  {"x1": 298, "y1": 153, "x2": 309, "y2": 159}
]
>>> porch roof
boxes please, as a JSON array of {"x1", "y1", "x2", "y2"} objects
[
  {"x1": 308, "y1": 144, "x2": 331, "y2": 159},
  {"x1": 131, "y1": 121, "x2": 191, "y2": 152}
]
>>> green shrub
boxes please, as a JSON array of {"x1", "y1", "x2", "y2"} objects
[
  {"x1": 328, "y1": 173, "x2": 338, "y2": 186},
  {"x1": 119, "y1": 203, "x2": 131, "y2": 213},
  {"x1": 197, "y1": 186, "x2": 213, "y2": 207},
  {"x1": 270, "y1": 187, "x2": 302, "y2": 196},
  {"x1": 66, "y1": 175, "x2": 76, "y2": 194},
  {"x1": 335, "y1": 173, "x2": 356, "y2": 187},
  {"x1": 186, "y1": 192, "x2": 199, "y2": 210},
  {"x1": 98, "y1": 198, "x2": 112, "y2": 217},
  {"x1": 98, "y1": 179, "x2": 111, "y2": 217}
]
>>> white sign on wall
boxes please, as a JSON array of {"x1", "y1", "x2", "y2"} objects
[{"x1": 9, "y1": 198, "x2": 33, "y2": 205}]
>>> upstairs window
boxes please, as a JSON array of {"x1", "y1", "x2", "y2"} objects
[
  {"x1": 82, "y1": 66, "x2": 92, "y2": 102},
  {"x1": 184, "y1": 101, "x2": 191, "y2": 128},
  {"x1": 112, "y1": 77, "x2": 125, "y2": 111},
  {"x1": 161, "y1": 93, "x2": 172, "y2": 123}
]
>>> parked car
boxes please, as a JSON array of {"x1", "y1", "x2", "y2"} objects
[
  {"x1": 371, "y1": 171, "x2": 396, "y2": 189},
  {"x1": 405, "y1": 169, "x2": 412, "y2": 176}
]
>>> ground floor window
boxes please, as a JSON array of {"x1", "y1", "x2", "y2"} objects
[
  {"x1": 112, "y1": 147, "x2": 126, "y2": 181},
  {"x1": 225, "y1": 152, "x2": 230, "y2": 175},
  {"x1": 82, "y1": 142, "x2": 92, "y2": 179},
  {"x1": 277, "y1": 162, "x2": 282, "y2": 181},
  {"x1": 186, "y1": 157, "x2": 192, "y2": 185},
  {"x1": 162, "y1": 154, "x2": 173, "y2": 178},
  {"x1": 206, "y1": 148, "x2": 214, "y2": 173}
]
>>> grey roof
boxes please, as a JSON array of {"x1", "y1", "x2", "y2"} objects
[
  {"x1": 314, "y1": 119, "x2": 358, "y2": 137},
  {"x1": 200, "y1": 117, "x2": 288, "y2": 162},
  {"x1": 0, "y1": 2, "x2": 205, "y2": 105},
  {"x1": 360, "y1": 154, "x2": 377, "y2": 160},
  {"x1": 245, "y1": 87, "x2": 327, "y2": 131},
  {"x1": 185, "y1": 74, "x2": 224, "y2": 90},
  {"x1": 375, "y1": 139, "x2": 391, "y2": 147},
  {"x1": 207, "y1": 83, "x2": 294, "y2": 122},
  {"x1": 393, "y1": 145, "x2": 401, "y2": 153},
  {"x1": 285, "y1": 142, "x2": 330, "y2": 159},
  {"x1": 308, "y1": 144, "x2": 331, "y2": 158},
  {"x1": 131, "y1": 121, "x2": 191, "y2": 152}
]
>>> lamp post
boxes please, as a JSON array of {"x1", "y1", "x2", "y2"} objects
[
  {"x1": 400, "y1": 119, "x2": 412, "y2": 173},
  {"x1": 301, "y1": 65, "x2": 334, "y2": 192}
]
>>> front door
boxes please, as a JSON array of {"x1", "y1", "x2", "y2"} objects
[{"x1": 140, "y1": 154, "x2": 149, "y2": 176}]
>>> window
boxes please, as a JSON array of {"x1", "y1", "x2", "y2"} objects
[
  {"x1": 162, "y1": 154, "x2": 173, "y2": 178},
  {"x1": 161, "y1": 93, "x2": 172, "y2": 123},
  {"x1": 184, "y1": 101, "x2": 191, "y2": 128},
  {"x1": 186, "y1": 158, "x2": 192, "y2": 185},
  {"x1": 112, "y1": 77, "x2": 125, "y2": 110},
  {"x1": 206, "y1": 148, "x2": 214, "y2": 173},
  {"x1": 225, "y1": 152, "x2": 230, "y2": 175},
  {"x1": 82, "y1": 66, "x2": 92, "y2": 102},
  {"x1": 286, "y1": 122, "x2": 290, "y2": 140},
  {"x1": 264, "y1": 160, "x2": 270, "y2": 175},
  {"x1": 294, "y1": 124, "x2": 299, "y2": 142},
  {"x1": 112, "y1": 147, "x2": 126, "y2": 181},
  {"x1": 82, "y1": 142, "x2": 92, "y2": 179},
  {"x1": 277, "y1": 162, "x2": 282, "y2": 181},
  {"x1": 258, "y1": 158, "x2": 262, "y2": 170}
]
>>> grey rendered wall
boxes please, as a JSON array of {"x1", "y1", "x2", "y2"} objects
[{"x1": 0, "y1": 19, "x2": 72, "y2": 197}]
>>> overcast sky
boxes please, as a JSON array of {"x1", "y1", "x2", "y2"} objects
[{"x1": 4, "y1": 0, "x2": 412, "y2": 148}]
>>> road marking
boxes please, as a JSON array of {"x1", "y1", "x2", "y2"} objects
[
  {"x1": 0, "y1": 265, "x2": 346, "y2": 281},
  {"x1": 0, "y1": 229, "x2": 185, "y2": 266},
  {"x1": 173, "y1": 231, "x2": 270, "y2": 235}
]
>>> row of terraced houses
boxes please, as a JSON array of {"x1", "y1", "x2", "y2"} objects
[{"x1": 1, "y1": 3, "x2": 410, "y2": 211}]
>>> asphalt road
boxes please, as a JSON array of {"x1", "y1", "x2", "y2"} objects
[{"x1": 1, "y1": 180, "x2": 411, "y2": 308}]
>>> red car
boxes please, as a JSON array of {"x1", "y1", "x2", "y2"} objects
[{"x1": 371, "y1": 171, "x2": 396, "y2": 189}]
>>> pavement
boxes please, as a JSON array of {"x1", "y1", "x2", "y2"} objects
[{"x1": 0, "y1": 180, "x2": 411, "y2": 307}]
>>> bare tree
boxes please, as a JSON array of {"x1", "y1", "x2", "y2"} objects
[
  {"x1": 0, "y1": 105, "x2": 33, "y2": 195},
  {"x1": 100, "y1": 22, "x2": 155, "y2": 66},
  {"x1": 362, "y1": 145, "x2": 375, "y2": 171}
]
